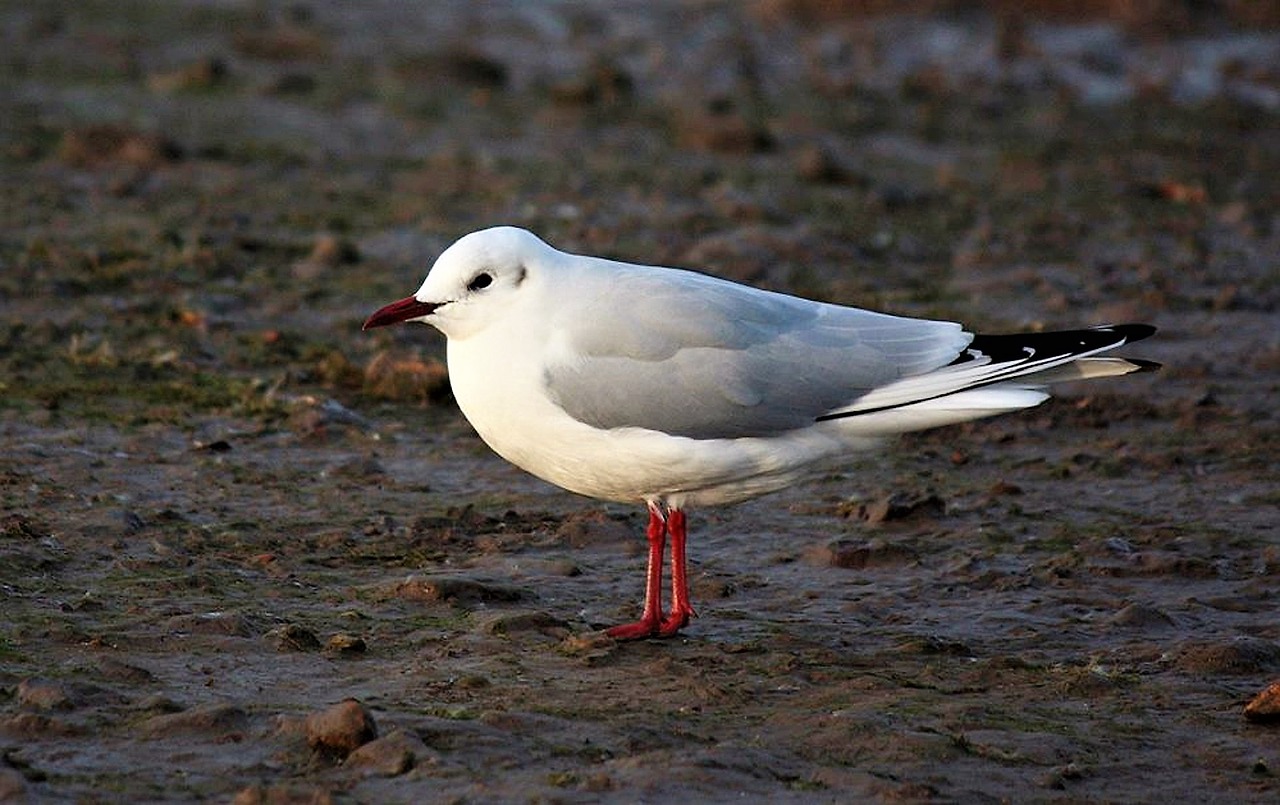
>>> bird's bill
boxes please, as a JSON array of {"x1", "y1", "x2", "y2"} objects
[{"x1": 362, "y1": 296, "x2": 439, "y2": 330}]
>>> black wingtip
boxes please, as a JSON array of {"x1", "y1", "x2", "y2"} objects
[
  {"x1": 958, "y1": 323, "x2": 1159, "y2": 367},
  {"x1": 1103, "y1": 323, "x2": 1157, "y2": 344},
  {"x1": 1126, "y1": 358, "x2": 1162, "y2": 373}
]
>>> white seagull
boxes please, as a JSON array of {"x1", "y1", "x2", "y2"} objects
[{"x1": 364, "y1": 226, "x2": 1157, "y2": 640}]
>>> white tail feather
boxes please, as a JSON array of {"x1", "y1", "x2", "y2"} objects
[{"x1": 833, "y1": 386, "x2": 1051, "y2": 435}]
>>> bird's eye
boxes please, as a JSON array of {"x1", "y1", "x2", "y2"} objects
[{"x1": 467, "y1": 272, "x2": 493, "y2": 292}]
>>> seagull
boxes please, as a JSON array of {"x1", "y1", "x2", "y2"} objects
[{"x1": 363, "y1": 226, "x2": 1158, "y2": 640}]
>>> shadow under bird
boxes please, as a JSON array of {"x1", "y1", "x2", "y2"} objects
[{"x1": 364, "y1": 226, "x2": 1158, "y2": 640}]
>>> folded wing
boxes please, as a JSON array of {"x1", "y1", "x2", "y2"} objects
[
  {"x1": 817, "y1": 324, "x2": 1158, "y2": 421},
  {"x1": 543, "y1": 263, "x2": 970, "y2": 439}
]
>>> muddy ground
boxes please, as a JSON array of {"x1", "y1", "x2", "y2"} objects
[{"x1": 2, "y1": 2, "x2": 1279, "y2": 802}]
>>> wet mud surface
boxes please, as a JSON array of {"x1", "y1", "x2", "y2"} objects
[{"x1": 1, "y1": 2, "x2": 1278, "y2": 802}]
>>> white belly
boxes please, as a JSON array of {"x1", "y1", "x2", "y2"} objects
[{"x1": 445, "y1": 335, "x2": 876, "y2": 507}]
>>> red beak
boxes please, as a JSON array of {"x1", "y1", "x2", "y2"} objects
[{"x1": 362, "y1": 296, "x2": 439, "y2": 330}]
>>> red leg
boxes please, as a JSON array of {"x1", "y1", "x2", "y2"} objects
[
  {"x1": 606, "y1": 504, "x2": 666, "y2": 640},
  {"x1": 658, "y1": 508, "x2": 696, "y2": 637}
]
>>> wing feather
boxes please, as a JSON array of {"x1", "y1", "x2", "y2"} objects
[
  {"x1": 817, "y1": 324, "x2": 1157, "y2": 420},
  {"x1": 542, "y1": 260, "x2": 969, "y2": 439}
]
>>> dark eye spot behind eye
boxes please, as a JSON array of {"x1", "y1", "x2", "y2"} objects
[{"x1": 467, "y1": 272, "x2": 493, "y2": 291}]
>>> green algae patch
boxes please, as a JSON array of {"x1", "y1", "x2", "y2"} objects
[{"x1": 5, "y1": 357, "x2": 288, "y2": 426}]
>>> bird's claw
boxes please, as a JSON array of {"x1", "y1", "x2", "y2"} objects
[{"x1": 606, "y1": 606, "x2": 695, "y2": 641}]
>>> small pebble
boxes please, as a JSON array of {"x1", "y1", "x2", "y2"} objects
[
  {"x1": 1107, "y1": 603, "x2": 1176, "y2": 628},
  {"x1": 839, "y1": 492, "x2": 944, "y2": 524},
  {"x1": 305, "y1": 699, "x2": 377, "y2": 756},
  {"x1": 805, "y1": 538, "x2": 917, "y2": 569},
  {"x1": 324, "y1": 634, "x2": 367, "y2": 656},
  {"x1": 16, "y1": 679, "x2": 73, "y2": 711},
  {"x1": 270, "y1": 623, "x2": 322, "y2": 652},
  {"x1": 345, "y1": 729, "x2": 432, "y2": 776},
  {"x1": 390, "y1": 575, "x2": 522, "y2": 605},
  {"x1": 1244, "y1": 680, "x2": 1280, "y2": 723}
]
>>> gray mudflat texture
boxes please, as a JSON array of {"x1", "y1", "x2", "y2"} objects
[{"x1": 2, "y1": 2, "x2": 1277, "y2": 802}]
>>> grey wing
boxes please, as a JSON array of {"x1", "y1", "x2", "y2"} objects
[{"x1": 543, "y1": 266, "x2": 971, "y2": 439}]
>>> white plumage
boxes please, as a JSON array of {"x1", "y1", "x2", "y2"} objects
[{"x1": 364, "y1": 226, "x2": 1157, "y2": 639}]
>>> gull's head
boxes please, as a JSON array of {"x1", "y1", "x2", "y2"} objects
[{"x1": 363, "y1": 226, "x2": 550, "y2": 339}]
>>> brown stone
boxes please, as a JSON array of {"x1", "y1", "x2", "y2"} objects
[
  {"x1": 305, "y1": 699, "x2": 377, "y2": 755},
  {"x1": 345, "y1": 729, "x2": 433, "y2": 776},
  {"x1": 16, "y1": 679, "x2": 73, "y2": 711},
  {"x1": 1244, "y1": 680, "x2": 1280, "y2": 723},
  {"x1": 324, "y1": 634, "x2": 367, "y2": 657}
]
